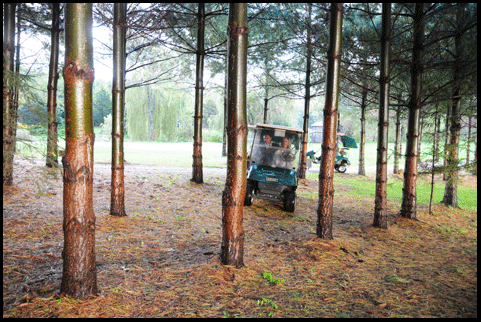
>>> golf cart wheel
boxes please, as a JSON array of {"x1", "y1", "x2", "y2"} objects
[
  {"x1": 284, "y1": 191, "x2": 296, "y2": 212},
  {"x1": 244, "y1": 184, "x2": 254, "y2": 206},
  {"x1": 336, "y1": 162, "x2": 347, "y2": 173}
]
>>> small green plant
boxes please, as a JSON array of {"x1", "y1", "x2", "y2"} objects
[
  {"x1": 301, "y1": 304, "x2": 310, "y2": 315},
  {"x1": 257, "y1": 297, "x2": 278, "y2": 309},
  {"x1": 384, "y1": 274, "x2": 410, "y2": 283},
  {"x1": 263, "y1": 272, "x2": 285, "y2": 284},
  {"x1": 168, "y1": 175, "x2": 178, "y2": 185}
]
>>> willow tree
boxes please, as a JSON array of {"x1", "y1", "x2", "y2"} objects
[
  {"x1": 373, "y1": 3, "x2": 391, "y2": 229},
  {"x1": 110, "y1": 3, "x2": 127, "y2": 217},
  {"x1": 221, "y1": 3, "x2": 248, "y2": 267},
  {"x1": 3, "y1": 3, "x2": 17, "y2": 186},
  {"x1": 61, "y1": 3, "x2": 97, "y2": 299},
  {"x1": 317, "y1": 3, "x2": 343, "y2": 240},
  {"x1": 192, "y1": 3, "x2": 205, "y2": 184},
  {"x1": 46, "y1": 3, "x2": 61, "y2": 168},
  {"x1": 400, "y1": 3, "x2": 424, "y2": 220}
]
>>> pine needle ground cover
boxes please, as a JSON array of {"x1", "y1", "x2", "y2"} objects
[{"x1": 3, "y1": 159, "x2": 477, "y2": 318}]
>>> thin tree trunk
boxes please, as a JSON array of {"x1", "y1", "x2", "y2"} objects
[
  {"x1": 221, "y1": 53, "x2": 228, "y2": 157},
  {"x1": 473, "y1": 136, "x2": 477, "y2": 176},
  {"x1": 358, "y1": 89, "x2": 367, "y2": 176},
  {"x1": 192, "y1": 2, "x2": 205, "y2": 184},
  {"x1": 263, "y1": 96, "x2": 268, "y2": 123},
  {"x1": 221, "y1": 3, "x2": 248, "y2": 267},
  {"x1": 147, "y1": 85, "x2": 154, "y2": 141},
  {"x1": 317, "y1": 3, "x2": 343, "y2": 240},
  {"x1": 110, "y1": 2, "x2": 127, "y2": 217},
  {"x1": 47, "y1": 3, "x2": 61, "y2": 168},
  {"x1": 418, "y1": 117, "x2": 424, "y2": 162},
  {"x1": 393, "y1": 100, "x2": 401, "y2": 174},
  {"x1": 373, "y1": 3, "x2": 391, "y2": 229},
  {"x1": 429, "y1": 104, "x2": 439, "y2": 214},
  {"x1": 298, "y1": 2, "x2": 312, "y2": 180},
  {"x1": 61, "y1": 3, "x2": 97, "y2": 299},
  {"x1": 400, "y1": 3, "x2": 424, "y2": 220},
  {"x1": 434, "y1": 111, "x2": 441, "y2": 162},
  {"x1": 466, "y1": 115, "x2": 471, "y2": 163},
  {"x1": 443, "y1": 106, "x2": 450, "y2": 181},
  {"x1": 441, "y1": 4, "x2": 465, "y2": 208},
  {"x1": 13, "y1": 12, "x2": 21, "y2": 154},
  {"x1": 3, "y1": 3, "x2": 17, "y2": 186}
]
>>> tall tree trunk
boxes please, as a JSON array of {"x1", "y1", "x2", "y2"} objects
[
  {"x1": 443, "y1": 106, "x2": 450, "y2": 181},
  {"x1": 147, "y1": 85, "x2": 154, "y2": 141},
  {"x1": 221, "y1": 3, "x2": 248, "y2": 267},
  {"x1": 393, "y1": 99, "x2": 401, "y2": 174},
  {"x1": 192, "y1": 3, "x2": 205, "y2": 184},
  {"x1": 46, "y1": 3, "x2": 61, "y2": 168},
  {"x1": 317, "y1": 3, "x2": 343, "y2": 240},
  {"x1": 473, "y1": 136, "x2": 477, "y2": 176},
  {"x1": 262, "y1": 96, "x2": 268, "y2": 123},
  {"x1": 429, "y1": 104, "x2": 439, "y2": 214},
  {"x1": 441, "y1": 4, "x2": 465, "y2": 208},
  {"x1": 434, "y1": 111, "x2": 441, "y2": 162},
  {"x1": 298, "y1": 3, "x2": 313, "y2": 180},
  {"x1": 110, "y1": 2, "x2": 127, "y2": 217},
  {"x1": 400, "y1": 3, "x2": 424, "y2": 220},
  {"x1": 417, "y1": 117, "x2": 423, "y2": 162},
  {"x1": 358, "y1": 89, "x2": 367, "y2": 175},
  {"x1": 61, "y1": 3, "x2": 97, "y2": 299},
  {"x1": 13, "y1": 11, "x2": 21, "y2": 154},
  {"x1": 3, "y1": 3, "x2": 17, "y2": 186},
  {"x1": 221, "y1": 52, "x2": 228, "y2": 157},
  {"x1": 373, "y1": 3, "x2": 391, "y2": 229},
  {"x1": 466, "y1": 114, "x2": 472, "y2": 163}
]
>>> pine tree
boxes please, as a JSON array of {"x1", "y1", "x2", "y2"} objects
[
  {"x1": 60, "y1": 3, "x2": 97, "y2": 299},
  {"x1": 110, "y1": 3, "x2": 127, "y2": 217},
  {"x1": 317, "y1": 3, "x2": 343, "y2": 240},
  {"x1": 221, "y1": 3, "x2": 248, "y2": 267}
]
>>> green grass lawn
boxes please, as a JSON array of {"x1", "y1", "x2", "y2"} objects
[
  {"x1": 16, "y1": 127, "x2": 475, "y2": 170},
  {"x1": 329, "y1": 174, "x2": 477, "y2": 211},
  {"x1": 16, "y1": 134, "x2": 476, "y2": 211}
]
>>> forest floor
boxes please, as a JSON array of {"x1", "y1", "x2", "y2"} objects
[{"x1": 3, "y1": 157, "x2": 477, "y2": 318}]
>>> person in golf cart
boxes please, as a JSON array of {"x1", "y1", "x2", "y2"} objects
[
  {"x1": 253, "y1": 132, "x2": 276, "y2": 166},
  {"x1": 272, "y1": 137, "x2": 295, "y2": 168},
  {"x1": 245, "y1": 124, "x2": 303, "y2": 212}
]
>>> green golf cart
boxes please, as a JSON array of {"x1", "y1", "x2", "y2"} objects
[
  {"x1": 244, "y1": 124, "x2": 303, "y2": 212},
  {"x1": 306, "y1": 133, "x2": 358, "y2": 173}
]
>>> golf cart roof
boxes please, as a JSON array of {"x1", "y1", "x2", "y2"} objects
[{"x1": 253, "y1": 123, "x2": 304, "y2": 134}]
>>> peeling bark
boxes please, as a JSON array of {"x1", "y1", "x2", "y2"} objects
[
  {"x1": 317, "y1": 3, "x2": 343, "y2": 240},
  {"x1": 221, "y1": 3, "x2": 248, "y2": 267},
  {"x1": 61, "y1": 3, "x2": 97, "y2": 299}
]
